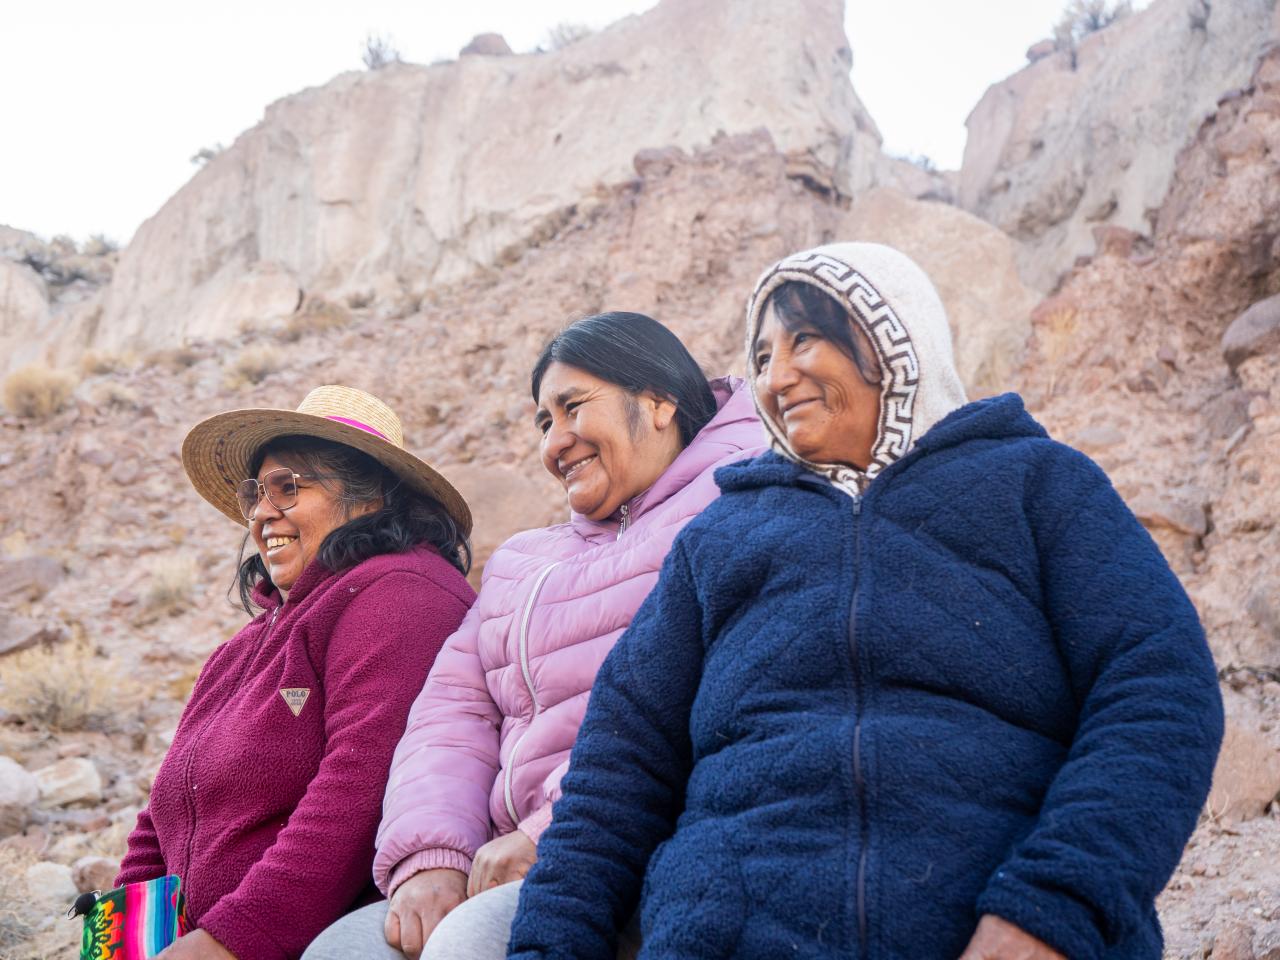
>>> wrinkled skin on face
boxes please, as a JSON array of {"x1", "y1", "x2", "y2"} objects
[
  {"x1": 248, "y1": 452, "x2": 377, "y2": 597},
  {"x1": 753, "y1": 303, "x2": 882, "y2": 469},
  {"x1": 535, "y1": 362, "x2": 683, "y2": 521}
]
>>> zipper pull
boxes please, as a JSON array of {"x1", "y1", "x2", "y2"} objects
[
  {"x1": 852, "y1": 496, "x2": 862, "y2": 517},
  {"x1": 618, "y1": 503, "x2": 630, "y2": 538}
]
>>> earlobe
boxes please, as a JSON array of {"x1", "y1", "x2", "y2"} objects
[{"x1": 653, "y1": 398, "x2": 678, "y2": 431}]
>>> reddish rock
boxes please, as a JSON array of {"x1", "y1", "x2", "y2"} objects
[
  {"x1": 72, "y1": 855, "x2": 120, "y2": 894},
  {"x1": 1223, "y1": 295, "x2": 1280, "y2": 372},
  {"x1": 1092, "y1": 225, "x2": 1141, "y2": 259},
  {"x1": 1025, "y1": 39, "x2": 1057, "y2": 62},
  {"x1": 459, "y1": 33, "x2": 512, "y2": 57},
  {"x1": 1209, "y1": 717, "x2": 1280, "y2": 823}
]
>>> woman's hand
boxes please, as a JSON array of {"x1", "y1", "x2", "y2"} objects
[
  {"x1": 958, "y1": 915, "x2": 1067, "y2": 960},
  {"x1": 385, "y1": 868, "x2": 467, "y2": 959},
  {"x1": 154, "y1": 929, "x2": 236, "y2": 959},
  {"x1": 467, "y1": 829, "x2": 538, "y2": 897}
]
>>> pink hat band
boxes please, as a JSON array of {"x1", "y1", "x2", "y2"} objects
[{"x1": 325, "y1": 415, "x2": 390, "y2": 442}]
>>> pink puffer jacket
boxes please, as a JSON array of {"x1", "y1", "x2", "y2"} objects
[{"x1": 374, "y1": 378, "x2": 763, "y2": 895}]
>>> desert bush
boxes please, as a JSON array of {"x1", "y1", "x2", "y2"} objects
[
  {"x1": 362, "y1": 33, "x2": 402, "y2": 70},
  {"x1": 280, "y1": 299, "x2": 353, "y2": 342},
  {"x1": 190, "y1": 143, "x2": 225, "y2": 167},
  {"x1": 91, "y1": 380, "x2": 140, "y2": 411},
  {"x1": 151, "y1": 344, "x2": 202, "y2": 371},
  {"x1": 226, "y1": 345, "x2": 283, "y2": 388},
  {"x1": 82, "y1": 233, "x2": 118, "y2": 256},
  {"x1": 0, "y1": 845, "x2": 37, "y2": 953},
  {"x1": 0, "y1": 640, "x2": 137, "y2": 732},
  {"x1": 1054, "y1": 0, "x2": 1132, "y2": 60},
  {"x1": 143, "y1": 554, "x2": 198, "y2": 617},
  {"x1": 79, "y1": 350, "x2": 125, "y2": 376},
  {"x1": 545, "y1": 21, "x2": 593, "y2": 50},
  {"x1": 2, "y1": 365, "x2": 77, "y2": 419}
]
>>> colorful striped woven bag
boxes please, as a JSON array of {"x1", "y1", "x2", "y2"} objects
[{"x1": 75, "y1": 874, "x2": 188, "y2": 959}]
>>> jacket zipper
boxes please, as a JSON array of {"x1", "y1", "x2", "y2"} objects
[
  {"x1": 503, "y1": 562, "x2": 560, "y2": 824},
  {"x1": 617, "y1": 502, "x2": 630, "y2": 537},
  {"x1": 848, "y1": 495, "x2": 869, "y2": 957},
  {"x1": 181, "y1": 605, "x2": 279, "y2": 878}
]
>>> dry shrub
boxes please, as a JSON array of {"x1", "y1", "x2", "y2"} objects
[
  {"x1": 2, "y1": 365, "x2": 76, "y2": 419},
  {"x1": 152, "y1": 344, "x2": 201, "y2": 371},
  {"x1": 143, "y1": 554, "x2": 198, "y2": 617},
  {"x1": 0, "y1": 640, "x2": 137, "y2": 732},
  {"x1": 1053, "y1": 0, "x2": 1132, "y2": 64},
  {"x1": 226, "y1": 345, "x2": 283, "y2": 388},
  {"x1": 546, "y1": 21, "x2": 592, "y2": 50},
  {"x1": 91, "y1": 381, "x2": 140, "y2": 411},
  {"x1": 0, "y1": 845, "x2": 38, "y2": 954},
  {"x1": 79, "y1": 351, "x2": 125, "y2": 376},
  {"x1": 1037, "y1": 305, "x2": 1079, "y2": 395},
  {"x1": 280, "y1": 300, "x2": 352, "y2": 342}
]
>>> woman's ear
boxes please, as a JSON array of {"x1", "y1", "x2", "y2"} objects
[{"x1": 644, "y1": 392, "x2": 679, "y2": 432}]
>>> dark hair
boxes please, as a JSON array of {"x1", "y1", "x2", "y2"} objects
[
  {"x1": 232, "y1": 436, "x2": 470, "y2": 613},
  {"x1": 530, "y1": 312, "x2": 716, "y2": 448},
  {"x1": 763, "y1": 282, "x2": 881, "y2": 386}
]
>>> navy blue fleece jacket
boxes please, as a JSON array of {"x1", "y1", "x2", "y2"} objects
[{"x1": 507, "y1": 393, "x2": 1223, "y2": 960}]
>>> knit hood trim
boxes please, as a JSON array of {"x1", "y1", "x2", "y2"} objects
[{"x1": 744, "y1": 243, "x2": 967, "y2": 495}]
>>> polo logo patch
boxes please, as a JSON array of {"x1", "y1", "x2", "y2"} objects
[{"x1": 279, "y1": 688, "x2": 311, "y2": 717}]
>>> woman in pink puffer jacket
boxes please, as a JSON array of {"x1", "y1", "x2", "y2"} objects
[{"x1": 303, "y1": 313, "x2": 763, "y2": 960}]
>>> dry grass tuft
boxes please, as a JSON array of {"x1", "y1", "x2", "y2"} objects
[
  {"x1": 2, "y1": 365, "x2": 77, "y2": 419},
  {"x1": 151, "y1": 344, "x2": 202, "y2": 372},
  {"x1": 0, "y1": 845, "x2": 39, "y2": 954},
  {"x1": 226, "y1": 345, "x2": 283, "y2": 388},
  {"x1": 280, "y1": 299, "x2": 353, "y2": 342},
  {"x1": 79, "y1": 351, "x2": 127, "y2": 376},
  {"x1": 143, "y1": 554, "x2": 198, "y2": 617},
  {"x1": 90, "y1": 381, "x2": 140, "y2": 411},
  {"x1": 0, "y1": 640, "x2": 138, "y2": 732}
]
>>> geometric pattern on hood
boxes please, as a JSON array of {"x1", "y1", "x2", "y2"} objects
[{"x1": 745, "y1": 242, "x2": 968, "y2": 494}]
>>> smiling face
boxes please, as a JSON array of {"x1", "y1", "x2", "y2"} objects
[
  {"x1": 534, "y1": 362, "x2": 683, "y2": 521},
  {"x1": 248, "y1": 452, "x2": 354, "y2": 596},
  {"x1": 753, "y1": 301, "x2": 883, "y2": 469}
]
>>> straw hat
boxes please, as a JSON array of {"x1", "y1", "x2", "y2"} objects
[{"x1": 181, "y1": 385, "x2": 472, "y2": 536}]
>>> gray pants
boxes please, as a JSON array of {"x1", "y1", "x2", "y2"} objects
[{"x1": 303, "y1": 880, "x2": 640, "y2": 960}]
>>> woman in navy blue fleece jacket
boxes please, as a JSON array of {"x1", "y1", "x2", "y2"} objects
[{"x1": 506, "y1": 243, "x2": 1223, "y2": 960}]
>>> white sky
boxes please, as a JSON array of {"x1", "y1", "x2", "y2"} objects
[{"x1": 0, "y1": 0, "x2": 1149, "y2": 245}]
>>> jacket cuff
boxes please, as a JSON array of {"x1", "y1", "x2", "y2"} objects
[
  {"x1": 976, "y1": 872, "x2": 1106, "y2": 960},
  {"x1": 387, "y1": 848, "x2": 473, "y2": 899},
  {"x1": 200, "y1": 900, "x2": 287, "y2": 960},
  {"x1": 516, "y1": 803, "x2": 554, "y2": 844}
]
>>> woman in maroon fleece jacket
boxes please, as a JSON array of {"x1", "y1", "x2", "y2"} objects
[{"x1": 116, "y1": 385, "x2": 476, "y2": 960}]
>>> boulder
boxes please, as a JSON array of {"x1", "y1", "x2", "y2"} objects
[
  {"x1": 34, "y1": 758, "x2": 103, "y2": 807},
  {"x1": 0, "y1": 554, "x2": 66, "y2": 602},
  {"x1": 460, "y1": 33, "x2": 513, "y2": 57},
  {"x1": 24, "y1": 861, "x2": 77, "y2": 909},
  {"x1": 0, "y1": 259, "x2": 52, "y2": 375},
  {"x1": 0, "y1": 613, "x2": 63, "y2": 657},
  {"x1": 1208, "y1": 718, "x2": 1280, "y2": 822},
  {"x1": 1223, "y1": 294, "x2": 1280, "y2": 372},
  {"x1": 0, "y1": 756, "x2": 38, "y2": 836},
  {"x1": 1025, "y1": 39, "x2": 1057, "y2": 63},
  {"x1": 838, "y1": 187, "x2": 1039, "y2": 393},
  {"x1": 71, "y1": 855, "x2": 120, "y2": 894},
  {"x1": 959, "y1": 0, "x2": 1278, "y2": 291}
]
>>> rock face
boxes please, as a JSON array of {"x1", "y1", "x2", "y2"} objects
[
  {"x1": 79, "y1": 0, "x2": 899, "y2": 366},
  {"x1": 839, "y1": 187, "x2": 1038, "y2": 393},
  {"x1": 34, "y1": 758, "x2": 103, "y2": 807},
  {"x1": 959, "y1": 0, "x2": 1277, "y2": 291}
]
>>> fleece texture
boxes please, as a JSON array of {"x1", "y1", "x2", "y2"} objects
[
  {"x1": 116, "y1": 546, "x2": 474, "y2": 960},
  {"x1": 507, "y1": 394, "x2": 1224, "y2": 960},
  {"x1": 374, "y1": 379, "x2": 765, "y2": 896}
]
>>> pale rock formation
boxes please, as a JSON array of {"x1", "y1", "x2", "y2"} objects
[
  {"x1": 0, "y1": 756, "x2": 39, "y2": 837},
  {"x1": 960, "y1": 0, "x2": 1278, "y2": 291},
  {"x1": 838, "y1": 187, "x2": 1037, "y2": 393},
  {"x1": 90, "y1": 0, "x2": 890, "y2": 363},
  {"x1": 35, "y1": 758, "x2": 103, "y2": 807},
  {"x1": 24, "y1": 861, "x2": 77, "y2": 909},
  {"x1": 71, "y1": 855, "x2": 121, "y2": 894},
  {"x1": 0, "y1": 259, "x2": 51, "y2": 371}
]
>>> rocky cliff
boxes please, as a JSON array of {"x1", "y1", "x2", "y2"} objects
[{"x1": 959, "y1": 0, "x2": 1278, "y2": 292}]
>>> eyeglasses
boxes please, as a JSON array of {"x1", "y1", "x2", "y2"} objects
[{"x1": 236, "y1": 468, "x2": 324, "y2": 520}]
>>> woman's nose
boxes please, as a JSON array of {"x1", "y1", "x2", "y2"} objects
[
  {"x1": 252, "y1": 493, "x2": 284, "y2": 523},
  {"x1": 543, "y1": 419, "x2": 574, "y2": 460},
  {"x1": 764, "y1": 352, "x2": 799, "y2": 396}
]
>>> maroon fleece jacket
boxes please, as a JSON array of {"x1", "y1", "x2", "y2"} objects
[{"x1": 116, "y1": 545, "x2": 474, "y2": 960}]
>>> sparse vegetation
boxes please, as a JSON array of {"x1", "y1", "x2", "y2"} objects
[
  {"x1": 153, "y1": 344, "x2": 202, "y2": 371},
  {"x1": 0, "y1": 640, "x2": 137, "y2": 732},
  {"x1": 91, "y1": 380, "x2": 140, "y2": 411},
  {"x1": 893, "y1": 152, "x2": 938, "y2": 174},
  {"x1": 545, "y1": 21, "x2": 593, "y2": 51},
  {"x1": 82, "y1": 233, "x2": 118, "y2": 256},
  {"x1": 0, "y1": 846, "x2": 38, "y2": 953},
  {"x1": 79, "y1": 350, "x2": 126, "y2": 376},
  {"x1": 2, "y1": 365, "x2": 77, "y2": 419},
  {"x1": 1053, "y1": 0, "x2": 1133, "y2": 66},
  {"x1": 143, "y1": 554, "x2": 198, "y2": 617},
  {"x1": 190, "y1": 143, "x2": 225, "y2": 167},
  {"x1": 228, "y1": 345, "x2": 283, "y2": 387},
  {"x1": 280, "y1": 299, "x2": 354, "y2": 342},
  {"x1": 362, "y1": 33, "x2": 402, "y2": 70}
]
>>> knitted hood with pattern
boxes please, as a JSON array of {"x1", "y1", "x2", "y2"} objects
[{"x1": 745, "y1": 242, "x2": 968, "y2": 493}]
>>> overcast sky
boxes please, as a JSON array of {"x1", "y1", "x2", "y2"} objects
[{"x1": 0, "y1": 0, "x2": 1149, "y2": 245}]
